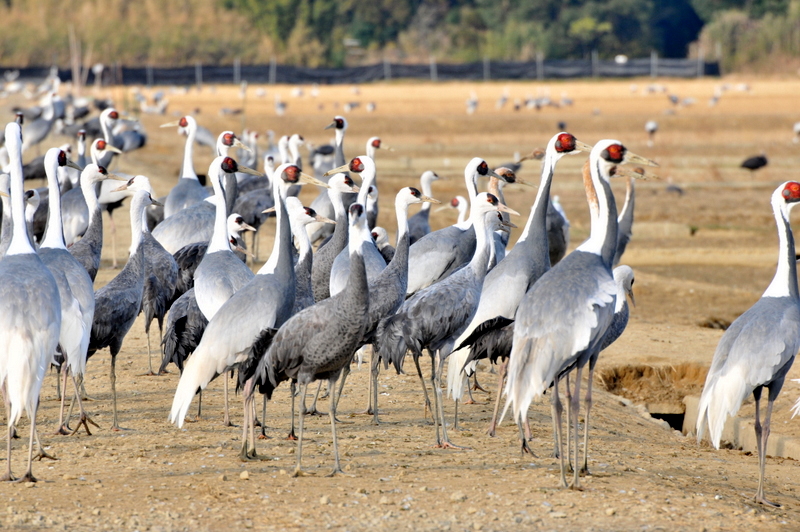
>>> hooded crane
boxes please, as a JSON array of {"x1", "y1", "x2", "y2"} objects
[
  {"x1": 87, "y1": 189, "x2": 162, "y2": 430},
  {"x1": 501, "y1": 140, "x2": 656, "y2": 490},
  {"x1": 375, "y1": 192, "x2": 518, "y2": 448},
  {"x1": 258, "y1": 202, "x2": 371, "y2": 477},
  {"x1": 0, "y1": 122, "x2": 61, "y2": 482},
  {"x1": 697, "y1": 181, "x2": 800, "y2": 507}
]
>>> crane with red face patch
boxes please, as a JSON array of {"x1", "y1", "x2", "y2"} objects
[
  {"x1": 698, "y1": 181, "x2": 800, "y2": 508},
  {"x1": 160, "y1": 116, "x2": 211, "y2": 218}
]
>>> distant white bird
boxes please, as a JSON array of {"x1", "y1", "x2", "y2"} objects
[
  {"x1": 466, "y1": 92, "x2": 478, "y2": 115},
  {"x1": 645, "y1": 120, "x2": 658, "y2": 147}
]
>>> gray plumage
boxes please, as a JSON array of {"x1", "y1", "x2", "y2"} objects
[
  {"x1": 21, "y1": 95, "x2": 58, "y2": 153},
  {"x1": 310, "y1": 174, "x2": 359, "y2": 302},
  {"x1": 697, "y1": 182, "x2": 800, "y2": 507},
  {"x1": 614, "y1": 177, "x2": 635, "y2": 266},
  {"x1": 546, "y1": 201, "x2": 569, "y2": 266},
  {"x1": 259, "y1": 203, "x2": 370, "y2": 476},
  {"x1": 87, "y1": 189, "x2": 157, "y2": 430},
  {"x1": 160, "y1": 288, "x2": 207, "y2": 374},
  {"x1": 285, "y1": 198, "x2": 333, "y2": 315}
]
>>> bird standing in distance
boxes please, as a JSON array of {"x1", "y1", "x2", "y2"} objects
[
  {"x1": 645, "y1": 120, "x2": 658, "y2": 147},
  {"x1": 741, "y1": 152, "x2": 768, "y2": 172},
  {"x1": 697, "y1": 181, "x2": 800, "y2": 507},
  {"x1": 0, "y1": 122, "x2": 62, "y2": 483},
  {"x1": 501, "y1": 140, "x2": 657, "y2": 489},
  {"x1": 259, "y1": 203, "x2": 371, "y2": 477}
]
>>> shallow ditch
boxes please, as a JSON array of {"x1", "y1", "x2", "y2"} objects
[{"x1": 599, "y1": 362, "x2": 708, "y2": 432}]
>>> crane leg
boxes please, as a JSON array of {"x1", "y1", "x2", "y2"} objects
[
  {"x1": 564, "y1": 372, "x2": 573, "y2": 469},
  {"x1": 239, "y1": 379, "x2": 260, "y2": 461},
  {"x1": 332, "y1": 355, "x2": 353, "y2": 420},
  {"x1": 144, "y1": 323, "x2": 156, "y2": 376},
  {"x1": 355, "y1": 346, "x2": 375, "y2": 416},
  {"x1": 55, "y1": 365, "x2": 72, "y2": 435},
  {"x1": 291, "y1": 383, "x2": 309, "y2": 477},
  {"x1": 570, "y1": 365, "x2": 584, "y2": 490},
  {"x1": 223, "y1": 374, "x2": 233, "y2": 426},
  {"x1": 754, "y1": 387, "x2": 780, "y2": 507},
  {"x1": 414, "y1": 354, "x2": 432, "y2": 421},
  {"x1": 286, "y1": 381, "x2": 297, "y2": 440},
  {"x1": 17, "y1": 413, "x2": 38, "y2": 483},
  {"x1": 327, "y1": 376, "x2": 344, "y2": 477},
  {"x1": 258, "y1": 394, "x2": 270, "y2": 439},
  {"x1": 2, "y1": 422, "x2": 13, "y2": 481},
  {"x1": 472, "y1": 371, "x2": 489, "y2": 393},
  {"x1": 195, "y1": 390, "x2": 202, "y2": 421},
  {"x1": 108, "y1": 212, "x2": 119, "y2": 269},
  {"x1": 434, "y1": 350, "x2": 463, "y2": 449},
  {"x1": 371, "y1": 351, "x2": 381, "y2": 425},
  {"x1": 552, "y1": 376, "x2": 567, "y2": 488},
  {"x1": 33, "y1": 422, "x2": 56, "y2": 462},
  {"x1": 487, "y1": 361, "x2": 508, "y2": 437},
  {"x1": 581, "y1": 359, "x2": 597, "y2": 475},
  {"x1": 304, "y1": 381, "x2": 324, "y2": 416},
  {"x1": 110, "y1": 353, "x2": 121, "y2": 431}
]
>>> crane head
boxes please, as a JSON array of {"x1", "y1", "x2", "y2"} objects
[{"x1": 781, "y1": 182, "x2": 800, "y2": 203}]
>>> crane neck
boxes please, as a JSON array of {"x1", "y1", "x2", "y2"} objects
[
  {"x1": 334, "y1": 129, "x2": 346, "y2": 168},
  {"x1": 80, "y1": 173, "x2": 100, "y2": 218},
  {"x1": 576, "y1": 155, "x2": 617, "y2": 267},
  {"x1": 181, "y1": 122, "x2": 198, "y2": 180},
  {"x1": 464, "y1": 167, "x2": 478, "y2": 203},
  {"x1": 420, "y1": 174, "x2": 435, "y2": 212},
  {"x1": 356, "y1": 157, "x2": 376, "y2": 207},
  {"x1": 290, "y1": 216, "x2": 313, "y2": 264},
  {"x1": 6, "y1": 146, "x2": 35, "y2": 256},
  {"x1": 518, "y1": 149, "x2": 559, "y2": 244},
  {"x1": 41, "y1": 161, "x2": 67, "y2": 250},
  {"x1": 207, "y1": 169, "x2": 232, "y2": 254},
  {"x1": 258, "y1": 178, "x2": 292, "y2": 275},
  {"x1": 618, "y1": 177, "x2": 634, "y2": 223},
  {"x1": 128, "y1": 191, "x2": 148, "y2": 254},
  {"x1": 468, "y1": 209, "x2": 492, "y2": 278},
  {"x1": 763, "y1": 196, "x2": 799, "y2": 299}
]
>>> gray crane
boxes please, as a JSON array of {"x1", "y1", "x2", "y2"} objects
[
  {"x1": 169, "y1": 164, "x2": 329, "y2": 460},
  {"x1": 310, "y1": 174, "x2": 360, "y2": 302},
  {"x1": 258, "y1": 202, "x2": 371, "y2": 477},
  {"x1": 697, "y1": 181, "x2": 800, "y2": 507},
  {"x1": 405, "y1": 158, "x2": 506, "y2": 297},
  {"x1": 371, "y1": 227, "x2": 394, "y2": 263},
  {"x1": 446, "y1": 133, "x2": 591, "y2": 430},
  {"x1": 328, "y1": 156, "x2": 387, "y2": 296},
  {"x1": 96, "y1": 108, "x2": 121, "y2": 168},
  {"x1": 0, "y1": 122, "x2": 61, "y2": 482},
  {"x1": 114, "y1": 175, "x2": 179, "y2": 375},
  {"x1": 501, "y1": 140, "x2": 656, "y2": 490},
  {"x1": 37, "y1": 148, "x2": 97, "y2": 436},
  {"x1": 407, "y1": 170, "x2": 442, "y2": 244},
  {"x1": 285, "y1": 197, "x2": 335, "y2": 314},
  {"x1": 376, "y1": 192, "x2": 518, "y2": 448},
  {"x1": 21, "y1": 93, "x2": 59, "y2": 154},
  {"x1": 66, "y1": 164, "x2": 126, "y2": 281},
  {"x1": 160, "y1": 116, "x2": 211, "y2": 218},
  {"x1": 87, "y1": 189, "x2": 161, "y2": 430}
]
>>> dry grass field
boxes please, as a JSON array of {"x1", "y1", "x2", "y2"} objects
[{"x1": 4, "y1": 76, "x2": 800, "y2": 531}]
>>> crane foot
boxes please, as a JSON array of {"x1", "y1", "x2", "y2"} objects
[{"x1": 755, "y1": 495, "x2": 781, "y2": 508}]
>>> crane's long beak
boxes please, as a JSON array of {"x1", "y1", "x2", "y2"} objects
[
  {"x1": 262, "y1": 206, "x2": 276, "y2": 214},
  {"x1": 233, "y1": 243, "x2": 255, "y2": 258},
  {"x1": 107, "y1": 173, "x2": 128, "y2": 182},
  {"x1": 160, "y1": 121, "x2": 181, "y2": 128},
  {"x1": 624, "y1": 150, "x2": 659, "y2": 167},
  {"x1": 104, "y1": 145, "x2": 123, "y2": 154},
  {"x1": 66, "y1": 160, "x2": 82, "y2": 171},
  {"x1": 348, "y1": 184, "x2": 360, "y2": 193},
  {"x1": 627, "y1": 288, "x2": 636, "y2": 308},
  {"x1": 487, "y1": 168, "x2": 503, "y2": 180},
  {"x1": 324, "y1": 122, "x2": 336, "y2": 130},
  {"x1": 514, "y1": 178, "x2": 537, "y2": 188},
  {"x1": 497, "y1": 203, "x2": 520, "y2": 216},
  {"x1": 233, "y1": 138, "x2": 252, "y2": 152},
  {"x1": 150, "y1": 198, "x2": 164, "y2": 207},
  {"x1": 111, "y1": 182, "x2": 129, "y2": 192},
  {"x1": 501, "y1": 220, "x2": 518, "y2": 229},
  {"x1": 315, "y1": 214, "x2": 335, "y2": 224},
  {"x1": 420, "y1": 195, "x2": 441, "y2": 204},
  {"x1": 238, "y1": 165, "x2": 262, "y2": 177},
  {"x1": 574, "y1": 140, "x2": 593, "y2": 153},
  {"x1": 299, "y1": 172, "x2": 331, "y2": 188},
  {"x1": 323, "y1": 164, "x2": 349, "y2": 177},
  {"x1": 0, "y1": 191, "x2": 7, "y2": 198}
]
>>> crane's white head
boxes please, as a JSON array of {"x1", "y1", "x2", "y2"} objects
[
  {"x1": 613, "y1": 265, "x2": 636, "y2": 308},
  {"x1": 160, "y1": 115, "x2": 196, "y2": 134},
  {"x1": 470, "y1": 192, "x2": 519, "y2": 219},
  {"x1": 591, "y1": 139, "x2": 658, "y2": 181},
  {"x1": 397, "y1": 186, "x2": 440, "y2": 207},
  {"x1": 24, "y1": 188, "x2": 39, "y2": 213},
  {"x1": 45, "y1": 148, "x2": 81, "y2": 176},
  {"x1": 326, "y1": 173, "x2": 360, "y2": 194},
  {"x1": 101, "y1": 108, "x2": 120, "y2": 123},
  {"x1": 218, "y1": 131, "x2": 249, "y2": 154},
  {"x1": 549, "y1": 132, "x2": 592, "y2": 159},
  {"x1": 324, "y1": 155, "x2": 374, "y2": 178},
  {"x1": 80, "y1": 163, "x2": 126, "y2": 185},
  {"x1": 227, "y1": 213, "x2": 256, "y2": 235},
  {"x1": 92, "y1": 138, "x2": 122, "y2": 155},
  {"x1": 5, "y1": 122, "x2": 22, "y2": 153},
  {"x1": 371, "y1": 227, "x2": 389, "y2": 248},
  {"x1": 113, "y1": 175, "x2": 158, "y2": 200},
  {"x1": 368, "y1": 136, "x2": 393, "y2": 152},
  {"x1": 324, "y1": 116, "x2": 348, "y2": 131}
]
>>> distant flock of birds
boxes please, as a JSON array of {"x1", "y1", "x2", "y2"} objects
[{"x1": 0, "y1": 89, "x2": 799, "y2": 508}]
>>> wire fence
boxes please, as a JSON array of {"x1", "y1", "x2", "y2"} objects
[{"x1": 8, "y1": 55, "x2": 720, "y2": 87}]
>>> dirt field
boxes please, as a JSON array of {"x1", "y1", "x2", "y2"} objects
[{"x1": 5, "y1": 76, "x2": 800, "y2": 530}]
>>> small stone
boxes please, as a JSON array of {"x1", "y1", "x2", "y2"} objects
[
  {"x1": 473, "y1": 523, "x2": 483, "y2": 531},
  {"x1": 356, "y1": 488, "x2": 367, "y2": 494},
  {"x1": 320, "y1": 495, "x2": 331, "y2": 505},
  {"x1": 62, "y1": 474, "x2": 77, "y2": 481},
  {"x1": 279, "y1": 469, "x2": 287, "y2": 476},
  {"x1": 605, "y1": 508, "x2": 616, "y2": 516},
  {"x1": 24, "y1": 482, "x2": 35, "y2": 489},
  {"x1": 467, "y1": 507, "x2": 478, "y2": 515},
  {"x1": 550, "y1": 512, "x2": 567, "y2": 519},
  {"x1": 239, "y1": 471, "x2": 249, "y2": 480},
  {"x1": 450, "y1": 492, "x2": 467, "y2": 502},
  {"x1": 219, "y1": 475, "x2": 228, "y2": 482},
  {"x1": 92, "y1": 509, "x2": 101, "y2": 516},
  {"x1": 379, "y1": 496, "x2": 391, "y2": 505},
  {"x1": 714, "y1": 495, "x2": 722, "y2": 500}
]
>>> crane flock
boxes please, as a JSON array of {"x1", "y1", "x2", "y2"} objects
[{"x1": 0, "y1": 93, "x2": 797, "y2": 511}]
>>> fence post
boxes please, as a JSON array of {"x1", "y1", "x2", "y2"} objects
[
  {"x1": 591, "y1": 50, "x2": 598, "y2": 78},
  {"x1": 483, "y1": 56, "x2": 490, "y2": 81},
  {"x1": 234, "y1": 57, "x2": 241, "y2": 84},
  {"x1": 195, "y1": 61, "x2": 202, "y2": 90},
  {"x1": 536, "y1": 51, "x2": 544, "y2": 81},
  {"x1": 146, "y1": 64, "x2": 153, "y2": 88},
  {"x1": 269, "y1": 57, "x2": 276, "y2": 85},
  {"x1": 429, "y1": 56, "x2": 437, "y2": 82},
  {"x1": 697, "y1": 48, "x2": 704, "y2": 78},
  {"x1": 384, "y1": 57, "x2": 391, "y2": 81},
  {"x1": 650, "y1": 50, "x2": 658, "y2": 78}
]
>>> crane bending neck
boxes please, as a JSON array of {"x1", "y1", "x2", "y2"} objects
[
  {"x1": 181, "y1": 122, "x2": 198, "y2": 180},
  {"x1": 763, "y1": 198, "x2": 799, "y2": 299},
  {"x1": 207, "y1": 168, "x2": 232, "y2": 254},
  {"x1": 518, "y1": 150, "x2": 558, "y2": 244}
]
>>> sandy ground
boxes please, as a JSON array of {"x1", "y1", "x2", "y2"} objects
[{"x1": 4, "y1": 76, "x2": 800, "y2": 530}]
